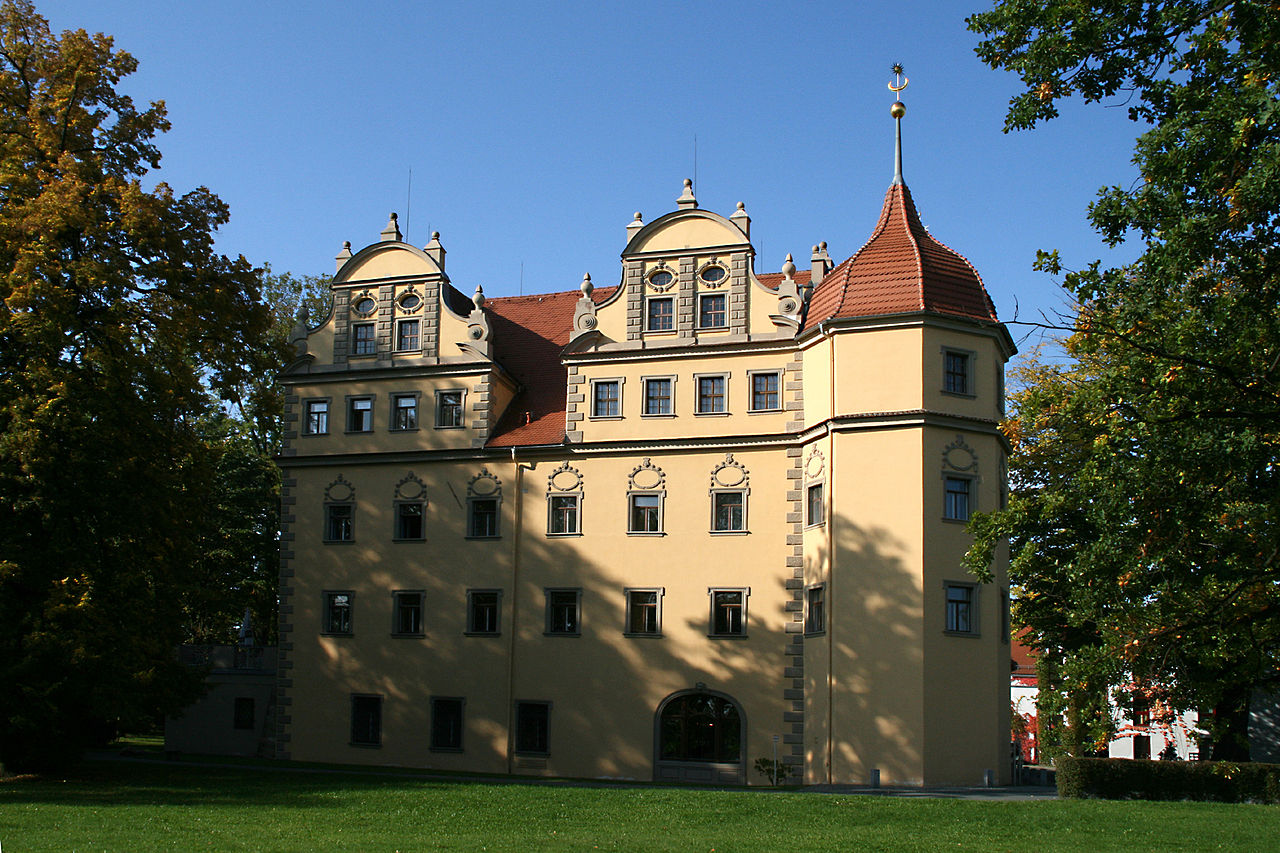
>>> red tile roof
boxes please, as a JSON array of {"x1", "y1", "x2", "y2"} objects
[
  {"x1": 804, "y1": 182, "x2": 998, "y2": 328},
  {"x1": 756, "y1": 269, "x2": 812, "y2": 291},
  {"x1": 485, "y1": 287, "x2": 614, "y2": 447}
]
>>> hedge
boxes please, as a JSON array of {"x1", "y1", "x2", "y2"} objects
[{"x1": 1057, "y1": 757, "x2": 1280, "y2": 803}]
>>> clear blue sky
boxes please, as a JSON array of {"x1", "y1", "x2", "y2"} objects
[{"x1": 43, "y1": 0, "x2": 1144, "y2": 352}]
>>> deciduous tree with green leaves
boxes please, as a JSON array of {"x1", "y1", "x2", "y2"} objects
[
  {"x1": 964, "y1": 1, "x2": 1279, "y2": 760},
  {"x1": 0, "y1": 0, "x2": 275, "y2": 771}
]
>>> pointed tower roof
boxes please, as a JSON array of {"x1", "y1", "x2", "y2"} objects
[{"x1": 804, "y1": 71, "x2": 999, "y2": 328}]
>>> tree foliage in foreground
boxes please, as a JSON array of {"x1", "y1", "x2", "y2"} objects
[
  {"x1": 965, "y1": 1, "x2": 1279, "y2": 759},
  {"x1": 0, "y1": 0, "x2": 276, "y2": 771}
]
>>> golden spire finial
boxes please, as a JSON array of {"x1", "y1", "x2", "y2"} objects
[{"x1": 889, "y1": 63, "x2": 907, "y2": 185}]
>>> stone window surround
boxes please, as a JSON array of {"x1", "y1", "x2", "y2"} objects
[
  {"x1": 544, "y1": 587, "x2": 582, "y2": 637},
  {"x1": 693, "y1": 371, "x2": 730, "y2": 416},
  {"x1": 391, "y1": 589, "x2": 425, "y2": 637},
  {"x1": 640, "y1": 375, "x2": 676, "y2": 418},
  {"x1": 944, "y1": 580, "x2": 980, "y2": 637},
  {"x1": 941, "y1": 345, "x2": 978, "y2": 398},
  {"x1": 623, "y1": 587, "x2": 664, "y2": 638},
  {"x1": 434, "y1": 388, "x2": 467, "y2": 429},
  {"x1": 588, "y1": 376, "x2": 624, "y2": 419},
  {"x1": 345, "y1": 394, "x2": 376, "y2": 433},
  {"x1": 747, "y1": 369, "x2": 783, "y2": 413},
  {"x1": 546, "y1": 492, "x2": 582, "y2": 537},
  {"x1": 942, "y1": 472, "x2": 976, "y2": 523},
  {"x1": 389, "y1": 391, "x2": 421, "y2": 432},
  {"x1": 302, "y1": 397, "x2": 331, "y2": 436},
  {"x1": 392, "y1": 499, "x2": 426, "y2": 542},
  {"x1": 804, "y1": 481, "x2": 826, "y2": 528},
  {"x1": 708, "y1": 587, "x2": 750, "y2": 638},
  {"x1": 323, "y1": 502, "x2": 355, "y2": 544},
  {"x1": 465, "y1": 588, "x2": 502, "y2": 636},
  {"x1": 429, "y1": 696, "x2": 465, "y2": 752},
  {"x1": 322, "y1": 590, "x2": 354, "y2": 636}
]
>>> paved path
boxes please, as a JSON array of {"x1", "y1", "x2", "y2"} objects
[{"x1": 86, "y1": 752, "x2": 1057, "y2": 799}]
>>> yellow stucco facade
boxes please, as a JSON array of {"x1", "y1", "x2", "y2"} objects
[{"x1": 276, "y1": 174, "x2": 1015, "y2": 786}]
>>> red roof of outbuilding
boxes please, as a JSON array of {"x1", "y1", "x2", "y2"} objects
[
  {"x1": 485, "y1": 287, "x2": 614, "y2": 447},
  {"x1": 804, "y1": 182, "x2": 998, "y2": 328}
]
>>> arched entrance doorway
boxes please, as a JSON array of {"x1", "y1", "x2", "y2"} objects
[{"x1": 653, "y1": 688, "x2": 746, "y2": 784}]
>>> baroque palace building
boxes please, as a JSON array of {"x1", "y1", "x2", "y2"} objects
[{"x1": 275, "y1": 105, "x2": 1015, "y2": 786}]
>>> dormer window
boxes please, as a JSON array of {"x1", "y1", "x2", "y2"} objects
[{"x1": 647, "y1": 297, "x2": 674, "y2": 331}]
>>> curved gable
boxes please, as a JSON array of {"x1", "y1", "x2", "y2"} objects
[
  {"x1": 335, "y1": 241, "x2": 445, "y2": 284},
  {"x1": 623, "y1": 209, "x2": 749, "y2": 257}
]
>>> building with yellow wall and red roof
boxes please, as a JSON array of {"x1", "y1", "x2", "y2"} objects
[{"x1": 273, "y1": 95, "x2": 1015, "y2": 786}]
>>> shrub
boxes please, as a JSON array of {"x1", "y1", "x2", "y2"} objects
[{"x1": 1058, "y1": 757, "x2": 1280, "y2": 803}]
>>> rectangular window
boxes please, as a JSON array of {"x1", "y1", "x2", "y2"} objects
[
  {"x1": 324, "y1": 504, "x2": 354, "y2": 543},
  {"x1": 468, "y1": 498, "x2": 499, "y2": 538},
  {"x1": 548, "y1": 494, "x2": 580, "y2": 535},
  {"x1": 396, "y1": 319, "x2": 420, "y2": 351},
  {"x1": 395, "y1": 502, "x2": 424, "y2": 540},
  {"x1": 304, "y1": 400, "x2": 329, "y2": 435},
  {"x1": 944, "y1": 477, "x2": 971, "y2": 521},
  {"x1": 625, "y1": 588, "x2": 662, "y2": 636},
  {"x1": 628, "y1": 493, "x2": 662, "y2": 534},
  {"x1": 710, "y1": 589, "x2": 747, "y2": 637},
  {"x1": 647, "y1": 297, "x2": 673, "y2": 331},
  {"x1": 699, "y1": 293, "x2": 726, "y2": 329},
  {"x1": 712, "y1": 491, "x2": 745, "y2": 532},
  {"x1": 545, "y1": 589, "x2": 581, "y2": 635},
  {"x1": 515, "y1": 702, "x2": 550, "y2": 754},
  {"x1": 696, "y1": 375, "x2": 726, "y2": 414},
  {"x1": 350, "y1": 695, "x2": 382, "y2": 746},
  {"x1": 643, "y1": 378, "x2": 672, "y2": 415},
  {"x1": 436, "y1": 390, "x2": 464, "y2": 428},
  {"x1": 324, "y1": 591, "x2": 353, "y2": 634},
  {"x1": 467, "y1": 589, "x2": 500, "y2": 635},
  {"x1": 806, "y1": 585, "x2": 826, "y2": 635},
  {"x1": 347, "y1": 397, "x2": 373, "y2": 432},
  {"x1": 430, "y1": 697, "x2": 464, "y2": 751},
  {"x1": 352, "y1": 323, "x2": 376, "y2": 356},
  {"x1": 750, "y1": 372, "x2": 780, "y2": 411},
  {"x1": 944, "y1": 350, "x2": 971, "y2": 395},
  {"x1": 945, "y1": 583, "x2": 976, "y2": 634},
  {"x1": 393, "y1": 591, "x2": 423, "y2": 635},
  {"x1": 392, "y1": 394, "x2": 418, "y2": 430},
  {"x1": 233, "y1": 697, "x2": 255, "y2": 730},
  {"x1": 591, "y1": 380, "x2": 620, "y2": 418},
  {"x1": 806, "y1": 483, "x2": 824, "y2": 527}
]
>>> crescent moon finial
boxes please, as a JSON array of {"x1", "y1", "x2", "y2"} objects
[{"x1": 888, "y1": 62, "x2": 908, "y2": 93}]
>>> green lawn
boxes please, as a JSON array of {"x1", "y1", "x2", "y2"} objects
[{"x1": 1, "y1": 760, "x2": 1276, "y2": 852}]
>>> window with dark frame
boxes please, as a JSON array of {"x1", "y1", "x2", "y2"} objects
[
  {"x1": 350, "y1": 695, "x2": 382, "y2": 746},
  {"x1": 591, "y1": 380, "x2": 620, "y2": 417},
  {"x1": 467, "y1": 590, "x2": 500, "y2": 635},
  {"x1": 806, "y1": 585, "x2": 826, "y2": 635},
  {"x1": 396, "y1": 318, "x2": 420, "y2": 351},
  {"x1": 699, "y1": 293, "x2": 726, "y2": 328},
  {"x1": 548, "y1": 494, "x2": 580, "y2": 535},
  {"x1": 395, "y1": 502, "x2": 424, "y2": 540},
  {"x1": 348, "y1": 397, "x2": 373, "y2": 432},
  {"x1": 436, "y1": 390, "x2": 464, "y2": 427},
  {"x1": 712, "y1": 491, "x2": 745, "y2": 532},
  {"x1": 697, "y1": 376, "x2": 726, "y2": 414},
  {"x1": 324, "y1": 591, "x2": 353, "y2": 634},
  {"x1": 515, "y1": 702, "x2": 550, "y2": 754},
  {"x1": 468, "y1": 498, "x2": 499, "y2": 538},
  {"x1": 393, "y1": 591, "x2": 423, "y2": 635},
  {"x1": 392, "y1": 394, "x2": 418, "y2": 430},
  {"x1": 545, "y1": 589, "x2": 581, "y2": 635},
  {"x1": 305, "y1": 400, "x2": 329, "y2": 434},
  {"x1": 945, "y1": 583, "x2": 976, "y2": 634},
  {"x1": 944, "y1": 350, "x2": 971, "y2": 395},
  {"x1": 626, "y1": 589, "x2": 661, "y2": 635},
  {"x1": 325, "y1": 504, "x2": 354, "y2": 542},
  {"x1": 352, "y1": 322, "x2": 376, "y2": 355},
  {"x1": 628, "y1": 493, "x2": 661, "y2": 533},
  {"x1": 643, "y1": 378, "x2": 672, "y2": 415},
  {"x1": 944, "y1": 477, "x2": 971, "y2": 521},
  {"x1": 647, "y1": 297, "x2": 674, "y2": 331},
  {"x1": 751, "y1": 372, "x2": 780, "y2": 411},
  {"x1": 233, "y1": 697, "x2": 255, "y2": 730},
  {"x1": 430, "y1": 697, "x2": 464, "y2": 751},
  {"x1": 806, "y1": 483, "x2": 824, "y2": 526},
  {"x1": 710, "y1": 589, "x2": 747, "y2": 636}
]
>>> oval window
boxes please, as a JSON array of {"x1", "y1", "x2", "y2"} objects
[
  {"x1": 353, "y1": 297, "x2": 376, "y2": 315},
  {"x1": 399, "y1": 293, "x2": 421, "y2": 310},
  {"x1": 649, "y1": 270, "x2": 674, "y2": 289},
  {"x1": 700, "y1": 266, "x2": 727, "y2": 284}
]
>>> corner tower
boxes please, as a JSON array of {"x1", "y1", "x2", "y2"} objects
[{"x1": 796, "y1": 70, "x2": 1014, "y2": 785}]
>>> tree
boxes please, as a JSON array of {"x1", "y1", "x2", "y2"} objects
[
  {"x1": 0, "y1": 1, "x2": 275, "y2": 771},
  {"x1": 965, "y1": 1, "x2": 1279, "y2": 759}
]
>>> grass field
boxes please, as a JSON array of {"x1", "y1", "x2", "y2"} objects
[{"x1": 1, "y1": 759, "x2": 1277, "y2": 852}]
